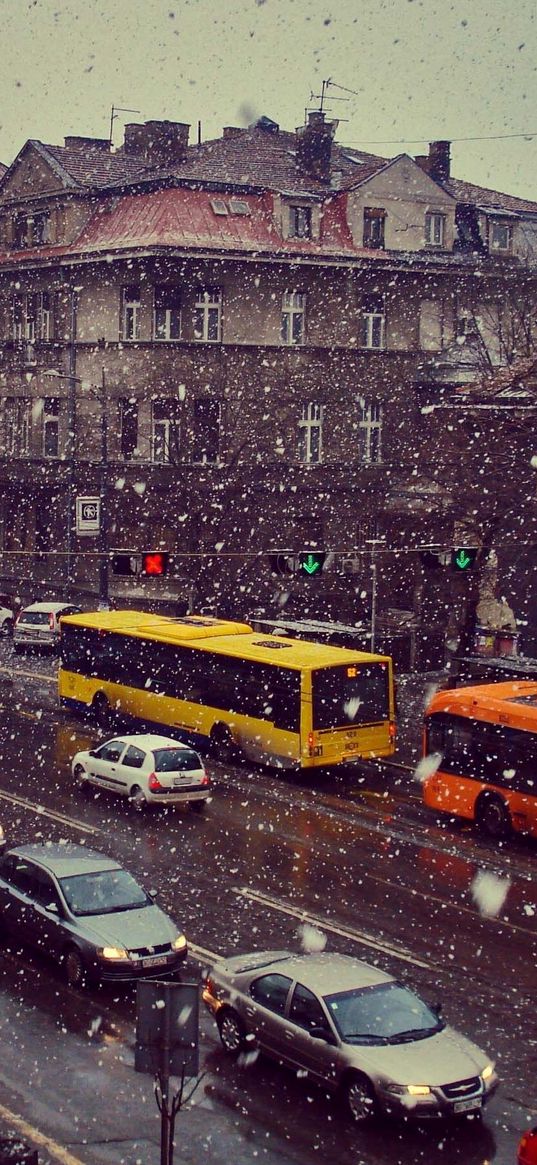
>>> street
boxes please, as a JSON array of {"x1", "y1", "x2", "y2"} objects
[{"x1": 0, "y1": 644, "x2": 535, "y2": 1165}]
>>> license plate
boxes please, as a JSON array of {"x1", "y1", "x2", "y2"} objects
[
  {"x1": 453, "y1": 1098, "x2": 481, "y2": 1114},
  {"x1": 173, "y1": 776, "x2": 192, "y2": 787},
  {"x1": 141, "y1": 955, "x2": 169, "y2": 969}
]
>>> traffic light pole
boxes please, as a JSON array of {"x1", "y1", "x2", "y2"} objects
[{"x1": 98, "y1": 365, "x2": 109, "y2": 607}]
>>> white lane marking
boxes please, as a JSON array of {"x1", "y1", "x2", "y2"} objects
[
  {"x1": 234, "y1": 886, "x2": 433, "y2": 970},
  {"x1": 0, "y1": 1101, "x2": 85, "y2": 1165},
  {"x1": 0, "y1": 664, "x2": 55, "y2": 684},
  {"x1": 189, "y1": 941, "x2": 222, "y2": 964},
  {"x1": 0, "y1": 790, "x2": 100, "y2": 835}
]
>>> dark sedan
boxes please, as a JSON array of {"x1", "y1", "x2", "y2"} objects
[{"x1": 0, "y1": 843, "x2": 187, "y2": 987}]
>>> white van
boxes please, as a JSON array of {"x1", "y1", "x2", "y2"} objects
[{"x1": 13, "y1": 602, "x2": 82, "y2": 652}]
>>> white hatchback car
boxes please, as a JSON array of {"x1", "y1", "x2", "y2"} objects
[
  {"x1": 0, "y1": 605, "x2": 14, "y2": 635},
  {"x1": 72, "y1": 733, "x2": 211, "y2": 810},
  {"x1": 13, "y1": 601, "x2": 82, "y2": 652}
]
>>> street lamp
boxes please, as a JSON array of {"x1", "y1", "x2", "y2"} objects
[{"x1": 44, "y1": 366, "x2": 109, "y2": 605}]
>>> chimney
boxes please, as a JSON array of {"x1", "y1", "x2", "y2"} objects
[
  {"x1": 428, "y1": 140, "x2": 451, "y2": 183},
  {"x1": 295, "y1": 111, "x2": 337, "y2": 183},
  {"x1": 223, "y1": 126, "x2": 242, "y2": 139},
  {"x1": 64, "y1": 136, "x2": 111, "y2": 152},
  {"x1": 123, "y1": 120, "x2": 190, "y2": 166}
]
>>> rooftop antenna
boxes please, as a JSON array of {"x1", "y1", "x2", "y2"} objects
[
  {"x1": 109, "y1": 105, "x2": 142, "y2": 146},
  {"x1": 308, "y1": 78, "x2": 352, "y2": 122}
]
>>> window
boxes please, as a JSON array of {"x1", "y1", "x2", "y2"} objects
[
  {"x1": 363, "y1": 208, "x2": 385, "y2": 249},
  {"x1": 250, "y1": 974, "x2": 293, "y2": 1015},
  {"x1": 289, "y1": 205, "x2": 312, "y2": 239},
  {"x1": 4, "y1": 398, "x2": 30, "y2": 455},
  {"x1": 193, "y1": 398, "x2": 221, "y2": 463},
  {"x1": 281, "y1": 291, "x2": 306, "y2": 346},
  {"x1": 298, "y1": 402, "x2": 323, "y2": 465},
  {"x1": 425, "y1": 212, "x2": 446, "y2": 247},
  {"x1": 10, "y1": 292, "x2": 51, "y2": 342},
  {"x1": 151, "y1": 399, "x2": 180, "y2": 464},
  {"x1": 193, "y1": 287, "x2": 222, "y2": 343},
  {"x1": 121, "y1": 285, "x2": 140, "y2": 340},
  {"x1": 154, "y1": 286, "x2": 181, "y2": 340},
  {"x1": 229, "y1": 199, "x2": 250, "y2": 215},
  {"x1": 289, "y1": 983, "x2": 330, "y2": 1033},
  {"x1": 122, "y1": 745, "x2": 145, "y2": 769},
  {"x1": 361, "y1": 296, "x2": 385, "y2": 350},
  {"x1": 210, "y1": 198, "x2": 228, "y2": 216},
  {"x1": 119, "y1": 398, "x2": 139, "y2": 460},
  {"x1": 490, "y1": 220, "x2": 512, "y2": 252},
  {"x1": 12, "y1": 212, "x2": 50, "y2": 249},
  {"x1": 358, "y1": 398, "x2": 382, "y2": 464},
  {"x1": 43, "y1": 397, "x2": 59, "y2": 457}
]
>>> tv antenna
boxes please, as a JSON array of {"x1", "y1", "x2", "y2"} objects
[
  {"x1": 109, "y1": 105, "x2": 142, "y2": 146},
  {"x1": 309, "y1": 77, "x2": 359, "y2": 118}
]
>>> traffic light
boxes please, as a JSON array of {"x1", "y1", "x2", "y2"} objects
[
  {"x1": 451, "y1": 547, "x2": 478, "y2": 572},
  {"x1": 111, "y1": 552, "x2": 139, "y2": 576},
  {"x1": 298, "y1": 551, "x2": 326, "y2": 577},
  {"x1": 141, "y1": 551, "x2": 168, "y2": 576},
  {"x1": 269, "y1": 552, "x2": 295, "y2": 576},
  {"x1": 111, "y1": 551, "x2": 169, "y2": 576}
]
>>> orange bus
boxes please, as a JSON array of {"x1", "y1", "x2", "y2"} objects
[{"x1": 422, "y1": 681, "x2": 537, "y2": 841}]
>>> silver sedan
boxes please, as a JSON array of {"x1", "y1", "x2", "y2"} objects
[{"x1": 203, "y1": 950, "x2": 498, "y2": 1123}]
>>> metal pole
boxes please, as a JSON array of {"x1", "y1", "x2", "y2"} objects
[
  {"x1": 370, "y1": 557, "x2": 377, "y2": 652},
  {"x1": 66, "y1": 287, "x2": 78, "y2": 588},
  {"x1": 98, "y1": 364, "x2": 109, "y2": 606}
]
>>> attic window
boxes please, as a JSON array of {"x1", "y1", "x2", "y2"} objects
[
  {"x1": 210, "y1": 198, "x2": 229, "y2": 216},
  {"x1": 288, "y1": 205, "x2": 312, "y2": 239},
  {"x1": 229, "y1": 199, "x2": 250, "y2": 216}
]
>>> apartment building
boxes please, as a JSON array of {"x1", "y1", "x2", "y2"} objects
[{"x1": 0, "y1": 112, "x2": 536, "y2": 663}]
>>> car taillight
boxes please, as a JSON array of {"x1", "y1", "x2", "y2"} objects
[
  {"x1": 148, "y1": 772, "x2": 163, "y2": 792},
  {"x1": 389, "y1": 721, "x2": 397, "y2": 739},
  {"x1": 48, "y1": 612, "x2": 55, "y2": 631},
  {"x1": 14, "y1": 610, "x2": 22, "y2": 625},
  {"x1": 201, "y1": 773, "x2": 210, "y2": 787}
]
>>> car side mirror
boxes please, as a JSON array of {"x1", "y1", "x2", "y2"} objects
[
  {"x1": 148, "y1": 889, "x2": 157, "y2": 900},
  {"x1": 45, "y1": 901, "x2": 59, "y2": 915},
  {"x1": 309, "y1": 1026, "x2": 336, "y2": 1044},
  {"x1": 88, "y1": 750, "x2": 96, "y2": 758}
]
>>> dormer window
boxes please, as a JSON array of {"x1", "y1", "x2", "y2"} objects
[
  {"x1": 490, "y1": 219, "x2": 512, "y2": 252},
  {"x1": 12, "y1": 211, "x2": 50, "y2": 249},
  {"x1": 363, "y1": 208, "x2": 386, "y2": 250},
  {"x1": 289, "y1": 205, "x2": 312, "y2": 239},
  {"x1": 425, "y1": 212, "x2": 446, "y2": 248}
]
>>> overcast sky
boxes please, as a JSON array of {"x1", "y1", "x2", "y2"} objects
[{"x1": 1, "y1": 0, "x2": 536, "y2": 199}]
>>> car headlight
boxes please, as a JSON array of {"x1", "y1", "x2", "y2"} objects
[
  {"x1": 387, "y1": 1083, "x2": 432, "y2": 1097},
  {"x1": 481, "y1": 1063, "x2": 495, "y2": 1082},
  {"x1": 98, "y1": 946, "x2": 129, "y2": 961},
  {"x1": 172, "y1": 934, "x2": 187, "y2": 952}
]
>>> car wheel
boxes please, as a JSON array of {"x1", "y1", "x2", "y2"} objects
[
  {"x1": 210, "y1": 724, "x2": 237, "y2": 764},
  {"x1": 64, "y1": 946, "x2": 86, "y2": 988},
  {"x1": 1, "y1": 618, "x2": 13, "y2": 636},
  {"x1": 129, "y1": 784, "x2": 147, "y2": 811},
  {"x1": 74, "y1": 763, "x2": 90, "y2": 793},
  {"x1": 341, "y1": 1072, "x2": 377, "y2": 1124},
  {"x1": 476, "y1": 794, "x2": 511, "y2": 840},
  {"x1": 217, "y1": 1008, "x2": 247, "y2": 1055},
  {"x1": 190, "y1": 799, "x2": 207, "y2": 813}
]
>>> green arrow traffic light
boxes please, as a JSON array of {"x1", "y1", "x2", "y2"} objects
[
  {"x1": 451, "y1": 547, "x2": 478, "y2": 572},
  {"x1": 299, "y1": 552, "x2": 326, "y2": 577}
]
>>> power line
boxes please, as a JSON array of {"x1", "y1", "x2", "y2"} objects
[{"x1": 342, "y1": 131, "x2": 537, "y2": 145}]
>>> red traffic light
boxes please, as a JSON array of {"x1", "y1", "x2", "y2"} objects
[{"x1": 141, "y1": 552, "x2": 168, "y2": 576}]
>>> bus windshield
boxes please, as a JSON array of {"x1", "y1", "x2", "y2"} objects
[{"x1": 312, "y1": 663, "x2": 389, "y2": 730}]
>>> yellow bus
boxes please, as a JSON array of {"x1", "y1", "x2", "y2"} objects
[
  {"x1": 422, "y1": 681, "x2": 537, "y2": 840},
  {"x1": 58, "y1": 611, "x2": 396, "y2": 770}
]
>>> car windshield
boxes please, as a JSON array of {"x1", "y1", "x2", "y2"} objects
[
  {"x1": 154, "y1": 748, "x2": 201, "y2": 772},
  {"x1": 59, "y1": 868, "x2": 149, "y2": 916},
  {"x1": 324, "y1": 982, "x2": 443, "y2": 1046}
]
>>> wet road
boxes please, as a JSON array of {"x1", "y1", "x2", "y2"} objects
[{"x1": 0, "y1": 646, "x2": 535, "y2": 1165}]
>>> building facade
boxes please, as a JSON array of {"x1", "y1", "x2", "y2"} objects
[{"x1": 0, "y1": 113, "x2": 536, "y2": 665}]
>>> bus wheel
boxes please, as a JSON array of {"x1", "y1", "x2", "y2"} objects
[
  {"x1": 476, "y1": 794, "x2": 511, "y2": 840},
  {"x1": 92, "y1": 693, "x2": 111, "y2": 730},
  {"x1": 210, "y1": 724, "x2": 237, "y2": 764}
]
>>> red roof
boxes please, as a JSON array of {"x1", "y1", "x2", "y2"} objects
[{"x1": 73, "y1": 187, "x2": 359, "y2": 257}]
